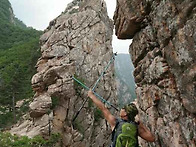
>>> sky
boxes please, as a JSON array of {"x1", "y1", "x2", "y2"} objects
[{"x1": 9, "y1": 0, "x2": 131, "y2": 54}]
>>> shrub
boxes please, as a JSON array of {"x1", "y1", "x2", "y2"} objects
[{"x1": 0, "y1": 132, "x2": 62, "y2": 147}]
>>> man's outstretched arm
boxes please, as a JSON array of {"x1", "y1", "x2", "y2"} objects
[{"x1": 88, "y1": 90, "x2": 116, "y2": 130}]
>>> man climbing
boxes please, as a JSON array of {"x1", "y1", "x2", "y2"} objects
[{"x1": 88, "y1": 90, "x2": 155, "y2": 147}]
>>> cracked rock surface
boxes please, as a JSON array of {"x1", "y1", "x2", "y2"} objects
[
  {"x1": 114, "y1": 0, "x2": 196, "y2": 146},
  {"x1": 10, "y1": 0, "x2": 117, "y2": 146}
]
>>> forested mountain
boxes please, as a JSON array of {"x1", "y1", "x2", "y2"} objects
[
  {"x1": 0, "y1": 0, "x2": 42, "y2": 128},
  {"x1": 0, "y1": 0, "x2": 41, "y2": 50},
  {"x1": 114, "y1": 54, "x2": 136, "y2": 108},
  {"x1": 0, "y1": 0, "x2": 25, "y2": 27}
]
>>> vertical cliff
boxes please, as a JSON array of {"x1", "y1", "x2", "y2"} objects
[
  {"x1": 114, "y1": 0, "x2": 196, "y2": 146},
  {"x1": 10, "y1": 0, "x2": 117, "y2": 146}
]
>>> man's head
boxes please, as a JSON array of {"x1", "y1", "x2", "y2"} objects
[{"x1": 120, "y1": 103, "x2": 138, "y2": 121}]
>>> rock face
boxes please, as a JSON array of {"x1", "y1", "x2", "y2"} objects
[
  {"x1": 114, "y1": 0, "x2": 196, "y2": 147},
  {"x1": 10, "y1": 0, "x2": 117, "y2": 146}
]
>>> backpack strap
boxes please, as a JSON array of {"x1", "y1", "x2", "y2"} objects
[
  {"x1": 111, "y1": 118, "x2": 125, "y2": 147},
  {"x1": 111, "y1": 118, "x2": 120, "y2": 146}
]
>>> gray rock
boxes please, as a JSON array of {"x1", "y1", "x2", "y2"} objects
[
  {"x1": 29, "y1": 94, "x2": 52, "y2": 118},
  {"x1": 10, "y1": 0, "x2": 116, "y2": 146},
  {"x1": 115, "y1": 0, "x2": 196, "y2": 146}
]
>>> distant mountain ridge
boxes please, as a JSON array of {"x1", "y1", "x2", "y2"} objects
[
  {"x1": 0, "y1": 0, "x2": 26, "y2": 27},
  {"x1": 0, "y1": 0, "x2": 41, "y2": 50}
]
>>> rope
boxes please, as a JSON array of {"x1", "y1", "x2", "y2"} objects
[
  {"x1": 72, "y1": 76, "x2": 118, "y2": 111},
  {"x1": 72, "y1": 52, "x2": 119, "y2": 122},
  {"x1": 92, "y1": 53, "x2": 117, "y2": 91}
]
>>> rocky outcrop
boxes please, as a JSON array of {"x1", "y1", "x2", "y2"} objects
[
  {"x1": 113, "y1": 0, "x2": 151, "y2": 39},
  {"x1": 10, "y1": 0, "x2": 117, "y2": 146},
  {"x1": 114, "y1": 0, "x2": 196, "y2": 147}
]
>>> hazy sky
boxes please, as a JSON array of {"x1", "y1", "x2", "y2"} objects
[{"x1": 9, "y1": 0, "x2": 131, "y2": 54}]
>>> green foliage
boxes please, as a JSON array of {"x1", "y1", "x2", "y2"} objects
[
  {"x1": 13, "y1": 17, "x2": 27, "y2": 28},
  {"x1": 0, "y1": 38, "x2": 41, "y2": 128},
  {"x1": 0, "y1": 100, "x2": 30, "y2": 129},
  {"x1": 88, "y1": 99, "x2": 93, "y2": 110},
  {"x1": 19, "y1": 100, "x2": 30, "y2": 113},
  {"x1": 47, "y1": 133, "x2": 62, "y2": 146},
  {"x1": 72, "y1": 120, "x2": 85, "y2": 137},
  {"x1": 0, "y1": 21, "x2": 41, "y2": 50},
  {"x1": 0, "y1": 0, "x2": 43, "y2": 130},
  {"x1": 0, "y1": 0, "x2": 42, "y2": 107},
  {"x1": 0, "y1": 132, "x2": 62, "y2": 147},
  {"x1": 0, "y1": 0, "x2": 12, "y2": 22},
  {"x1": 51, "y1": 96, "x2": 59, "y2": 109},
  {"x1": 0, "y1": 38, "x2": 41, "y2": 106},
  {"x1": 0, "y1": 0, "x2": 26, "y2": 28},
  {"x1": 94, "y1": 108, "x2": 103, "y2": 123},
  {"x1": 0, "y1": 0, "x2": 40, "y2": 50},
  {"x1": 0, "y1": 111, "x2": 13, "y2": 129}
]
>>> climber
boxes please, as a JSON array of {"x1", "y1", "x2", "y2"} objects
[{"x1": 88, "y1": 90, "x2": 155, "y2": 146}]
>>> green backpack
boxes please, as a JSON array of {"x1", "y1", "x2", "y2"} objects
[{"x1": 111, "y1": 119, "x2": 139, "y2": 147}]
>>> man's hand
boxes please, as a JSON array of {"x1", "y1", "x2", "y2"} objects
[{"x1": 88, "y1": 89, "x2": 94, "y2": 98}]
